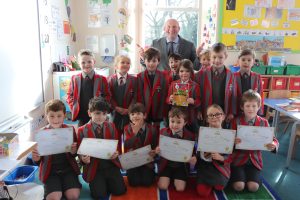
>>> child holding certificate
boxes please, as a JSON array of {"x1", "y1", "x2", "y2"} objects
[
  {"x1": 124, "y1": 103, "x2": 158, "y2": 186},
  {"x1": 195, "y1": 104, "x2": 231, "y2": 198},
  {"x1": 230, "y1": 90, "x2": 278, "y2": 192},
  {"x1": 108, "y1": 55, "x2": 137, "y2": 151},
  {"x1": 157, "y1": 107, "x2": 196, "y2": 192},
  {"x1": 231, "y1": 49, "x2": 264, "y2": 116},
  {"x1": 167, "y1": 59, "x2": 201, "y2": 133},
  {"x1": 77, "y1": 97, "x2": 126, "y2": 199},
  {"x1": 32, "y1": 99, "x2": 81, "y2": 200}
]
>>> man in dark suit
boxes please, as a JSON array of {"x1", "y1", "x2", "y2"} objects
[{"x1": 139, "y1": 19, "x2": 197, "y2": 71}]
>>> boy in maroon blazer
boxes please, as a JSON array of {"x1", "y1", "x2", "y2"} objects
[
  {"x1": 230, "y1": 90, "x2": 279, "y2": 192},
  {"x1": 77, "y1": 97, "x2": 126, "y2": 199},
  {"x1": 167, "y1": 53, "x2": 182, "y2": 84},
  {"x1": 137, "y1": 47, "x2": 169, "y2": 127},
  {"x1": 124, "y1": 103, "x2": 158, "y2": 186},
  {"x1": 67, "y1": 49, "x2": 111, "y2": 127},
  {"x1": 108, "y1": 55, "x2": 137, "y2": 151},
  {"x1": 231, "y1": 49, "x2": 263, "y2": 116},
  {"x1": 197, "y1": 42, "x2": 233, "y2": 124},
  {"x1": 32, "y1": 99, "x2": 81, "y2": 200}
]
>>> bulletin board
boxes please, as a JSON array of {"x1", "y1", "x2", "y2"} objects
[{"x1": 219, "y1": 0, "x2": 300, "y2": 52}]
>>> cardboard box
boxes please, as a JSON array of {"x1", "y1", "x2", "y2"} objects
[{"x1": 0, "y1": 133, "x2": 19, "y2": 157}]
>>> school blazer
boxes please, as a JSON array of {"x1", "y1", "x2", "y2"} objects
[
  {"x1": 77, "y1": 121, "x2": 120, "y2": 183},
  {"x1": 108, "y1": 74, "x2": 137, "y2": 109},
  {"x1": 198, "y1": 67, "x2": 233, "y2": 116},
  {"x1": 38, "y1": 124, "x2": 80, "y2": 183},
  {"x1": 137, "y1": 70, "x2": 169, "y2": 120},
  {"x1": 231, "y1": 71, "x2": 264, "y2": 116},
  {"x1": 230, "y1": 116, "x2": 279, "y2": 170},
  {"x1": 166, "y1": 79, "x2": 201, "y2": 124},
  {"x1": 158, "y1": 128, "x2": 195, "y2": 173},
  {"x1": 66, "y1": 73, "x2": 111, "y2": 121}
]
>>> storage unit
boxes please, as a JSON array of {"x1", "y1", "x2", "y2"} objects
[
  {"x1": 267, "y1": 66, "x2": 285, "y2": 75},
  {"x1": 271, "y1": 77, "x2": 288, "y2": 90},
  {"x1": 4, "y1": 165, "x2": 38, "y2": 185},
  {"x1": 285, "y1": 65, "x2": 300, "y2": 75},
  {"x1": 261, "y1": 77, "x2": 270, "y2": 90},
  {"x1": 289, "y1": 77, "x2": 300, "y2": 90},
  {"x1": 252, "y1": 66, "x2": 268, "y2": 74}
]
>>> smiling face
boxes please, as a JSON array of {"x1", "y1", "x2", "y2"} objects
[
  {"x1": 79, "y1": 55, "x2": 95, "y2": 74},
  {"x1": 89, "y1": 110, "x2": 107, "y2": 125},
  {"x1": 242, "y1": 100, "x2": 260, "y2": 121},
  {"x1": 206, "y1": 106, "x2": 225, "y2": 128},
  {"x1": 169, "y1": 58, "x2": 181, "y2": 73},
  {"x1": 164, "y1": 19, "x2": 180, "y2": 41},
  {"x1": 200, "y1": 56, "x2": 211, "y2": 69},
  {"x1": 169, "y1": 115, "x2": 186, "y2": 133},
  {"x1": 129, "y1": 112, "x2": 146, "y2": 125},
  {"x1": 115, "y1": 57, "x2": 130, "y2": 75},
  {"x1": 239, "y1": 54, "x2": 254, "y2": 73},
  {"x1": 179, "y1": 66, "x2": 191, "y2": 82},
  {"x1": 145, "y1": 57, "x2": 159, "y2": 72},
  {"x1": 211, "y1": 50, "x2": 227, "y2": 70},
  {"x1": 46, "y1": 110, "x2": 65, "y2": 129}
]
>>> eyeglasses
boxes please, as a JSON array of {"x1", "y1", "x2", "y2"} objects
[{"x1": 207, "y1": 113, "x2": 223, "y2": 119}]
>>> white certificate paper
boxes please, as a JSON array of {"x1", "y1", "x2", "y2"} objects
[
  {"x1": 197, "y1": 127, "x2": 236, "y2": 154},
  {"x1": 35, "y1": 127, "x2": 73, "y2": 156},
  {"x1": 119, "y1": 145, "x2": 154, "y2": 170},
  {"x1": 159, "y1": 135, "x2": 195, "y2": 162},
  {"x1": 77, "y1": 138, "x2": 118, "y2": 159},
  {"x1": 236, "y1": 125, "x2": 274, "y2": 151}
]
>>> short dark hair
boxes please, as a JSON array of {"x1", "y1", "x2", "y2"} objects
[
  {"x1": 88, "y1": 97, "x2": 111, "y2": 113},
  {"x1": 45, "y1": 99, "x2": 66, "y2": 114},
  {"x1": 168, "y1": 107, "x2": 188, "y2": 121},
  {"x1": 176, "y1": 59, "x2": 194, "y2": 77},
  {"x1": 238, "y1": 49, "x2": 256, "y2": 59},
  {"x1": 168, "y1": 53, "x2": 182, "y2": 61},
  {"x1": 128, "y1": 103, "x2": 146, "y2": 114},
  {"x1": 211, "y1": 42, "x2": 227, "y2": 54},
  {"x1": 241, "y1": 89, "x2": 261, "y2": 107},
  {"x1": 78, "y1": 49, "x2": 95, "y2": 59},
  {"x1": 144, "y1": 47, "x2": 160, "y2": 62}
]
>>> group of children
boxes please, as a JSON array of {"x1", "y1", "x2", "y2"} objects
[{"x1": 31, "y1": 43, "x2": 279, "y2": 200}]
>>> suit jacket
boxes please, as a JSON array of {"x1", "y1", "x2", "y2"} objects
[
  {"x1": 142, "y1": 35, "x2": 196, "y2": 71},
  {"x1": 230, "y1": 115, "x2": 279, "y2": 170},
  {"x1": 137, "y1": 70, "x2": 169, "y2": 121},
  {"x1": 166, "y1": 79, "x2": 201, "y2": 124},
  {"x1": 198, "y1": 67, "x2": 233, "y2": 117},
  {"x1": 158, "y1": 128, "x2": 195, "y2": 173},
  {"x1": 38, "y1": 124, "x2": 80, "y2": 183},
  {"x1": 77, "y1": 121, "x2": 120, "y2": 183},
  {"x1": 66, "y1": 72, "x2": 111, "y2": 121},
  {"x1": 108, "y1": 74, "x2": 137, "y2": 130},
  {"x1": 231, "y1": 71, "x2": 264, "y2": 116}
]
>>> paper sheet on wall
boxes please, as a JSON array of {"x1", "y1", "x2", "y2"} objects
[
  {"x1": 88, "y1": 0, "x2": 115, "y2": 27},
  {"x1": 277, "y1": 0, "x2": 295, "y2": 9},
  {"x1": 255, "y1": 0, "x2": 272, "y2": 8},
  {"x1": 86, "y1": 35, "x2": 99, "y2": 53}
]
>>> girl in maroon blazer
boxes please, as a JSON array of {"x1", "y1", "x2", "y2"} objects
[
  {"x1": 108, "y1": 55, "x2": 137, "y2": 151},
  {"x1": 32, "y1": 99, "x2": 81, "y2": 200},
  {"x1": 230, "y1": 90, "x2": 278, "y2": 192},
  {"x1": 231, "y1": 49, "x2": 264, "y2": 116},
  {"x1": 196, "y1": 104, "x2": 231, "y2": 198},
  {"x1": 124, "y1": 103, "x2": 158, "y2": 186},
  {"x1": 167, "y1": 59, "x2": 201, "y2": 133}
]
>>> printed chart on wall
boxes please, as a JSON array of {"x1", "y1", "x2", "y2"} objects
[{"x1": 220, "y1": 0, "x2": 300, "y2": 52}]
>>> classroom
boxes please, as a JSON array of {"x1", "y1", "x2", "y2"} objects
[{"x1": 0, "y1": 0, "x2": 300, "y2": 199}]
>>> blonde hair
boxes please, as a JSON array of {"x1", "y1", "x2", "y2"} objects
[
  {"x1": 114, "y1": 55, "x2": 131, "y2": 67},
  {"x1": 199, "y1": 49, "x2": 210, "y2": 59},
  {"x1": 78, "y1": 49, "x2": 95, "y2": 59}
]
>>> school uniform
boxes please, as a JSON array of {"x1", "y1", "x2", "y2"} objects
[
  {"x1": 77, "y1": 121, "x2": 126, "y2": 199},
  {"x1": 66, "y1": 70, "x2": 111, "y2": 125},
  {"x1": 166, "y1": 70, "x2": 180, "y2": 85},
  {"x1": 167, "y1": 79, "x2": 201, "y2": 132},
  {"x1": 108, "y1": 73, "x2": 137, "y2": 150},
  {"x1": 38, "y1": 124, "x2": 81, "y2": 198},
  {"x1": 230, "y1": 116, "x2": 279, "y2": 184},
  {"x1": 158, "y1": 128, "x2": 195, "y2": 181},
  {"x1": 196, "y1": 128, "x2": 231, "y2": 187},
  {"x1": 124, "y1": 123, "x2": 158, "y2": 186},
  {"x1": 231, "y1": 71, "x2": 264, "y2": 116},
  {"x1": 198, "y1": 66, "x2": 233, "y2": 118},
  {"x1": 137, "y1": 70, "x2": 169, "y2": 123}
]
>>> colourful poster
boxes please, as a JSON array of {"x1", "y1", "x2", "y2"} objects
[{"x1": 173, "y1": 83, "x2": 189, "y2": 107}]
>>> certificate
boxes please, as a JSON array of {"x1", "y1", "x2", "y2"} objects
[
  {"x1": 77, "y1": 138, "x2": 118, "y2": 159},
  {"x1": 159, "y1": 135, "x2": 195, "y2": 162},
  {"x1": 236, "y1": 125, "x2": 274, "y2": 151},
  {"x1": 173, "y1": 83, "x2": 189, "y2": 107},
  {"x1": 35, "y1": 127, "x2": 73, "y2": 156},
  {"x1": 119, "y1": 145, "x2": 154, "y2": 170},
  {"x1": 197, "y1": 127, "x2": 236, "y2": 154}
]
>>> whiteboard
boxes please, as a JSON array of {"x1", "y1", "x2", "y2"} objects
[{"x1": 0, "y1": 0, "x2": 44, "y2": 124}]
